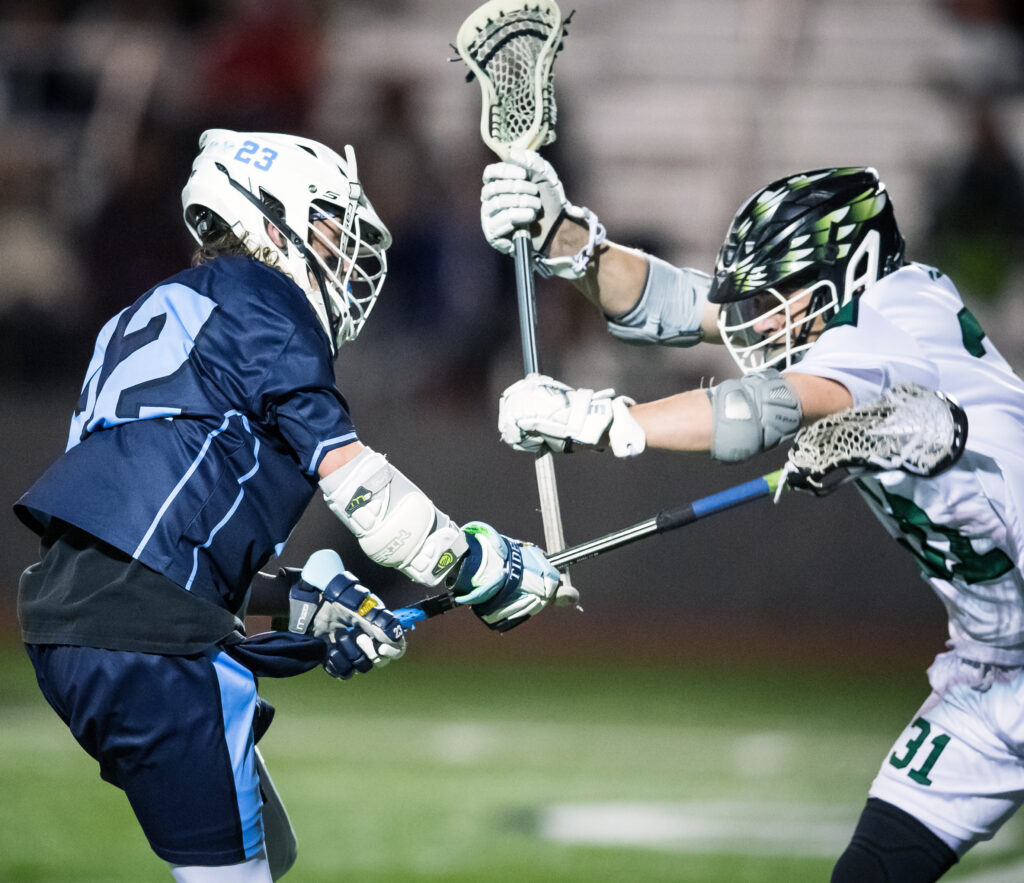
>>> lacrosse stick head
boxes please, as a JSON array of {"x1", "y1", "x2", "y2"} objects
[
  {"x1": 783, "y1": 384, "x2": 968, "y2": 496},
  {"x1": 455, "y1": 0, "x2": 567, "y2": 158}
]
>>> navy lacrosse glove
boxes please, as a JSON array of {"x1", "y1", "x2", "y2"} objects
[
  {"x1": 289, "y1": 549, "x2": 406, "y2": 668},
  {"x1": 449, "y1": 522, "x2": 561, "y2": 632},
  {"x1": 323, "y1": 627, "x2": 381, "y2": 680}
]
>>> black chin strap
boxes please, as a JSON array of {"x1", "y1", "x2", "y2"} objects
[{"x1": 214, "y1": 162, "x2": 340, "y2": 352}]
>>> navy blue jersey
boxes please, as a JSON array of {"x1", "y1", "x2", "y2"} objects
[{"x1": 16, "y1": 257, "x2": 357, "y2": 613}]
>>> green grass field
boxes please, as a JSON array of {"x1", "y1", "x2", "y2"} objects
[{"x1": 2, "y1": 641, "x2": 1023, "y2": 882}]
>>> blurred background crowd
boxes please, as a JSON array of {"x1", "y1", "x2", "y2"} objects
[{"x1": 2, "y1": 0, "x2": 1024, "y2": 662}]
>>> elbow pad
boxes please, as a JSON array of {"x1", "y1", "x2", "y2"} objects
[
  {"x1": 707, "y1": 370, "x2": 802, "y2": 461},
  {"x1": 320, "y1": 447, "x2": 468, "y2": 586},
  {"x1": 606, "y1": 253, "x2": 709, "y2": 347}
]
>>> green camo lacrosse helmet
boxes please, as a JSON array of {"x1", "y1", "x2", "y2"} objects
[{"x1": 708, "y1": 167, "x2": 905, "y2": 373}]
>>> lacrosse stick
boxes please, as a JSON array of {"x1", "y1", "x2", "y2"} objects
[
  {"x1": 394, "y1": 383, "x2": 968, "y2": 627},
  {"x1": 455, "y1": 0, "x2": 576, "y2": 599}
]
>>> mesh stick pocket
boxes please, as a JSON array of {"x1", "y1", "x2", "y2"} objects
[
  {"x1": 455, "y1": 0, "x2": 569, "y2": 154},
  {"x1": 784, "y1": 383, "x2": 968, "y2": 495}
]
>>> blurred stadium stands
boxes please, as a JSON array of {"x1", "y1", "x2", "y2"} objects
[{"x1": 2, "y1": 0, "x2": 1023, "y2": 662}]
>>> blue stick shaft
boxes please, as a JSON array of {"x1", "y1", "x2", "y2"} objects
[{"x1": 392, "y1": 470, "x2": 784, "y2": 627}]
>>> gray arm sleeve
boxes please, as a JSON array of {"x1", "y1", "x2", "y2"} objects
[
  {"x1": 707, "y1": 370, "x2": 803, "y2": 462},
  {"x1": 605, "y1": 253, "x2": 710, "y2": 347}
]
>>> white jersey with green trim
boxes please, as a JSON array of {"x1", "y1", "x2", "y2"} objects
[{"x1": 790, "y1": 262, "x2": 1024, "y2": 665}]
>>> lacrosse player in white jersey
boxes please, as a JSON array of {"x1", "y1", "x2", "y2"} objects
[{"x1": 481, "y1": 152, "x2": 1024, "y2": 881}]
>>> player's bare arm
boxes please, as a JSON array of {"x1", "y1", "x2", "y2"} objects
[
  {"x1": 546, "y1": 218, "x2": 646, "y2": 313},
  {"x1": 547, "y1": 219, "x2": 721, "y2": 341},
  {"x1": 625, "y1": 389, "x2": 713, "y2": 452},
  {"x1": 317, "y1": 440, "x2": 365, "y2": 477},
  {"x1": 481, "y1": 148, "x2": 720, "y2": 344},
  {"x1": 627, "y1": 374, "x2": 849, "y2": 451},
  {"x1": 498, "y1": 365, "x2": 855, "y2": 467},
  {"x1": 784, "y1": 372, "x2": 853, "y2": 422}
]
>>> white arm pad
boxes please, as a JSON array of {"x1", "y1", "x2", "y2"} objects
[
  {"x1": 319, "y1": 447, "x2": 468, "y2": 586},
  {"x1": 606, "y1": 254, "x2": 709, "y2": 347}
]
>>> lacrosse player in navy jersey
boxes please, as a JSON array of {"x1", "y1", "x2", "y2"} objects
[
  {"x1": 13, "y1": 130, "x2": 560, "y2": 883},
  {"x1": 481, "y1": 152, "x2": 1024, "y2": 881}
]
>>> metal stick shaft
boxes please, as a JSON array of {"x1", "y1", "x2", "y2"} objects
[
  {"x1": 512, "y1": 229, "x2": 573, "y2": 585},
  {"x1": 512, "y1": 231, "x2": 540, "y2": 372}
]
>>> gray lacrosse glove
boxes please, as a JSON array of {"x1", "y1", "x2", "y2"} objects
[
  {"x1": 448, "y1": 522, "x2": 560, "y2": 632},
  {"x1": 288, "y1": 549, "x2": 406, "y2": 668},
  {"x1": 480, "y1": 148, "x2": 605, "y2": 279},
  {"x1": 498, "y1": 373, "x2": 646, "y2": 457}
]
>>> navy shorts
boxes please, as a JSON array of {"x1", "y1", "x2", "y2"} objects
[{"x1": 26, "y1": 643, "x2": 265, "y2": 866}]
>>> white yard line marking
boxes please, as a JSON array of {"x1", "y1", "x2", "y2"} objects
[
  {"x1": 539, "y1": 800, "x2": 1024, "y2": 868},
  {"x1": 538, "y1": 801, "x2": 855, "y2": 857}
]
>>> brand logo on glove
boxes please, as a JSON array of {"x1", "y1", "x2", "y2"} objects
[
  {"x1": 345, "y1": 486, "x2": 374, "y2": 515},
  {"x1": 379, "y1": 530, "x2": 411, "y2": 560},
  {"x1": 294, "y1": 602, "x2": 314, "y2": 634},
  {"x1": 507, "y1": 544, "x2": 523, "y2": 584},
  {"x1": 357, "y1": 598, "x2": 378, "y2": 617},
  {"x1": 432, "y1": 549, "x2": 457, "y2": 577}
]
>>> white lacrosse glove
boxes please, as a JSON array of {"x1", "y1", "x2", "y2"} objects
[
  {"x1": 480, "y1": 147, "x2": 606, "y2": 279},
  {"x1": 499, "y1": 373, "x2": 646, "y2": 458},
  {"x1": 449, "y1": 522, "x2": 560, "y2": 631},
  {"x1": 288, "y1": 549, "x2": 406, "y2": 667}
]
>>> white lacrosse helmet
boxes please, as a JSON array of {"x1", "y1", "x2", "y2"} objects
[{"x1": 181, "y1": 129, "x2": 392, "y2": 354}]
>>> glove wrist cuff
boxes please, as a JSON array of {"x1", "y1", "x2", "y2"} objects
[
  {"x1": 608, "y1": 396, "x2": 646, "y2": 457},
  {"x1": 287, "y1": 585, "x2": 322, "y2": 634},
  {"x1": 535, "y1": 206, "x2": 606, "y2": 280},
  {"x1": 449, "y1": 524, "x2": 512, "y2": 605}
]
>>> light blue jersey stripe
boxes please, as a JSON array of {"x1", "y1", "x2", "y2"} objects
[
  {"x1": 308, "y1": 431, "x2": 358, "y2": 474},
  {"x1": 211, "y1": 650, "x2": 264, "y2": 857},
  {"x1": 135, "y1": 410, "x2": 243, "y2": 558},
  {"x1": 185, "y1": 433, "x2": 262, "y2": 590}
]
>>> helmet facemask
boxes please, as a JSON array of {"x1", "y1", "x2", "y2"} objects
[
  {"x1": 718, "y1": 275, "x2": 840, "y2": 373},
  {"x1": 299, "y1": 188, "x2": 388, "y2": 348}
]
